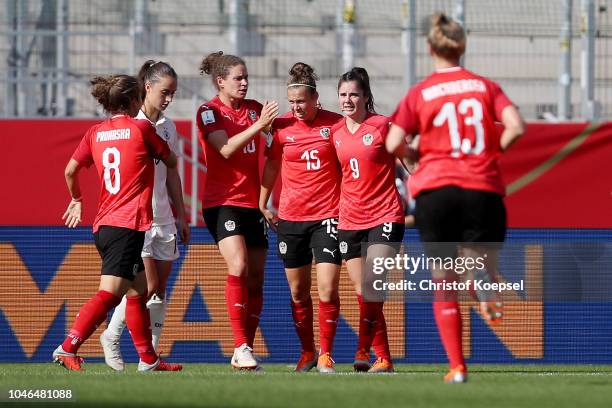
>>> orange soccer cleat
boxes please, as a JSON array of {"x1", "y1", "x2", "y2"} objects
[
  {"x1": 368, "y1": 357, "x2": 394, "y2": 373},
  {"x1": 295, "y1": 351, "x2": 317, "y2": 373},
  {"x1": 353, "y1": 348, "x2": 371, "y2": 372},
  {"x1": 52, "y1": 345, "x2": 84, "y2": 372},
  {"x1": 316, "y1": 352, "x2": 336, "y2": 374},
  {"x1": 444, "y1": 365, "x2": 468, "y2": 383}
]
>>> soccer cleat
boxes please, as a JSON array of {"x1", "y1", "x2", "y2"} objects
[
  {"x1": 472, "y1": 268, "x2": 504, "y2": 324},
  {"x1": 316, "y1": 352, "x2": 336, "y2": 374},
  {"x1": 353, "y1": 348, "x2": 371, "y2": 372},
  {"x1": 480, "y1": 301, "x2": 504, "y2": 325},
  {"x1": 138, "y1": 358, "x2": 183, "y2": 372},
  {"x1": 52, "y1": 345, "x2": 84, "y2": 371},
  {"x1": 444, "y1": 365, "x2": 468, "y2": 383},
  {"x1": 231, "y1": 343, "x2": 259, "y2": 370},
  {"x1": 100, "y1": 330, "x2": 124, "y2": 371},
  {"x1": 294, "y1": 351, "x2": 317, "y2": 373},
  {"x1": 368, "y1": 357, "x2": 394, "y2": 373}
]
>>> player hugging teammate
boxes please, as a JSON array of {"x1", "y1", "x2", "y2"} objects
[{"x1": 57, "y1": 11, "x2": 524, "y2": 382}]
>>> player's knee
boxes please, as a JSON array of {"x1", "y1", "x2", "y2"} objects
[
  {"x1": 227, "y1": 257, "x2": 248, "y2": 276},
  {"x1": 289, "y1": 283, "x2": 310, "y2": 303}
]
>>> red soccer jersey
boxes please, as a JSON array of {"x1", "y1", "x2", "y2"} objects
[
  {"x1": 391, "y1": 67, "x2": 513, "y2": 198},
  {"x1": 332, "y1": 114, "x2": 404, "y2": 230},
  {"x1": 71, "y1": 115, "x2": 170, "y2": 233},
  {"x1": 266, "y1": 109, "x2": 342, "y2": 221},
  {"x1": 196, "y1": 96, "x2": 263, "y2": 209}
]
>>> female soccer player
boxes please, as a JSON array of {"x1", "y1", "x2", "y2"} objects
[
  {"x1": 100, "y1": 61, "x2": 190, "y2": 371},
  {"x1": 386, "y1": 13, "x2": 525, "y2": 383},
  {"x1": 54, "y1": 74, "x2": 182, "y2": 372},
  {"x1": 196, "y1": 51, "x2": 279, "y2": 370},
  {"x1": 332, "y1": 67, "x2": 405, "y2": 373},
  {"x1": 260, "y1": 62, "x2": 343, "y2": 373}
]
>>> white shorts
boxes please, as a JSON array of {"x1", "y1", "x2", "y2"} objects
[{"x1": 141, "y1": 223, "x2": 180, "y2": 261}]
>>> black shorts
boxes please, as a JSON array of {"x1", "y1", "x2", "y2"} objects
[
  {"x1": 203, "y1": 205, "x2": 268, "y2": 248},
  {"x1": 338, "y1": 222, "x2": 405, "y2": 261},
  {"x1": 94, "y1": 226, "x2": 145, "y2": 281},
  {"x1": 415, "y1": 186, "x2": 506, "y2": 257},
  {"x1": 276, "y1": 218, "x2": 342, "y2": 268}
]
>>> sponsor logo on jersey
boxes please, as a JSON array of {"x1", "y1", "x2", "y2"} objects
[
  {"x1": 224, "y1": 220, "x2": 236, "y2": 232},
  {"x1": 202, "y1": 110, "x2": 215, "y2": 125},
  {"x1": 320, "y1": 127, "x2": 330, "y2": 139},
  {"x1": 286, "y1": 135, "x2": 296, "y2": 142},
  {"x1": 278, "y1": 241, "x2": 287, "y2": 254},
  {"x1": 248, "y1": 110, "x2": 258, "y2": 121},
  {"x1": 339, "y1": 241, "x2": 348, "y2": 254},
  {"x1": 335, "y1": 139, "x2": 341, "y2": 147},
  {"x1": 362, "y1": 133, "x2": 374, "y2": 146}
]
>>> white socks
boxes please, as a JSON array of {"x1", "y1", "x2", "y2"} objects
[{"x1": 105, "y1": 294, "x2": 167, "y2": 351}]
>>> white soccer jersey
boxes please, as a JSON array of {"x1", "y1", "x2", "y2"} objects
[{"x1": 136, "y1": 110, "x2": 179, "y2": 226}]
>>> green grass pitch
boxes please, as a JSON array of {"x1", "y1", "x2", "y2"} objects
[{"x1": 1, "y1": 364, "x2": 611, "y2": 408}]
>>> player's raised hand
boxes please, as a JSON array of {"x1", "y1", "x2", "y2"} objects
[
  {"x1": 62, "y1": 199, "x2": 82, "y2": 228},
  {"x1": 259, "y1": 100, "x2": 279, "y2": 128}
]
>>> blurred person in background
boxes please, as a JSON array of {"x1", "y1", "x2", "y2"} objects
[
  {"x1": 196, "y1": 51, "x2": 279, "y2": 371},
  {"x1": 55, "y1": 74, "x2": 181, "y2": 372},
  {"x1": 101, "y1": 60, "x2": 190, "y2": 371},
  {"x1": 332, "y1": 67, "x2": 405, "y2": 373},
  {"x1": 386, "y1": 12, "x2": 525, "y2": 383},
  {"x1": 260, "y1": 62, "x2": 343, "y2": 373}
]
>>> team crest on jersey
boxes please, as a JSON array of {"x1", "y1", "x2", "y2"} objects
[
  {"x1": 339, "y1": 241, "x2": 348, "y2": 254},
  {"x1": 320, "y1": 127, "x2": 330, "y2": 139},
  {"x1": 224, "y1": 220, "x2": 236, "y2": 232},
  {"x1": 201, "y1": 110, "x2": 215, "y2": 125},
  {"x1": 279, "y1": 241, "x2": 288, "y2": 255},
  {"x1": 248, "y1": 110, "x2": 257, "y2": 121},
  {"x1": 362, "y1": 133, "x2": 374, "y2": 146}
]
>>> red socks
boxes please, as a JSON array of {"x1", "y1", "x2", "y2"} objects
[
  {"x1": 125, "y1": 295, "x2": 158, "y2": 364},
  {"x1": 246, "y1": 287, "x2": 263, "y2": 348},
  {"x1": 62, "y1": 290, "x2": 121, "y2": 354},
  {"x1": 433, "y1": 278, "x2": 464, "y2": 368},
  {"x1": 356, "y1": 295, "x2": 390, "y2": 360},
  {"x1": 356, "y1": 295, "x2": 374, "y2": 352},
  {"x1": 318, "y1": 298, "x2": 340, "y2": 355},
  {"x1": 372, "y1": 306, "x2": 391, "y2": 361},
  {"x1": 291, "y1": 296, "x2": 315, "y2": 353},
  {"x1": 226, "y1": 275, "x2": 249, "y2": 348}
]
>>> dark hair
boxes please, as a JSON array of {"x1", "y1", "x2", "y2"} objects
[
  {"x1": 337, "y1": 67, "x2": 375, "y2": 113},
  {"x1": 90, "y1": 74, "x2": 141, "y2": 114},
  {"x1": 199, "y1": 51, "x2": 246, "y2": 90},
  {"x1": 286, "y1": 62, "x2": 318, "y2": 95},
  {"x1": 137, "y1": 60, "x2": 178, "y2": 99},
  {"x1": 427, "y1": 12, "x2": 466, "y2": 61}
]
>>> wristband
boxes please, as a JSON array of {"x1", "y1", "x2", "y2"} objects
[{"x1": 71, "y1": 196, "x2": 82, "y2": 203}]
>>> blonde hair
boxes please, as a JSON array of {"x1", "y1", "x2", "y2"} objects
[{"x1": 427, "y1": 12, "x2": 466, "y2": 61}]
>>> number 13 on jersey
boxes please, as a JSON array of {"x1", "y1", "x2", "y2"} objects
[{"x1": 433, "y1": 98, "x2": 485, "y2": 157}]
